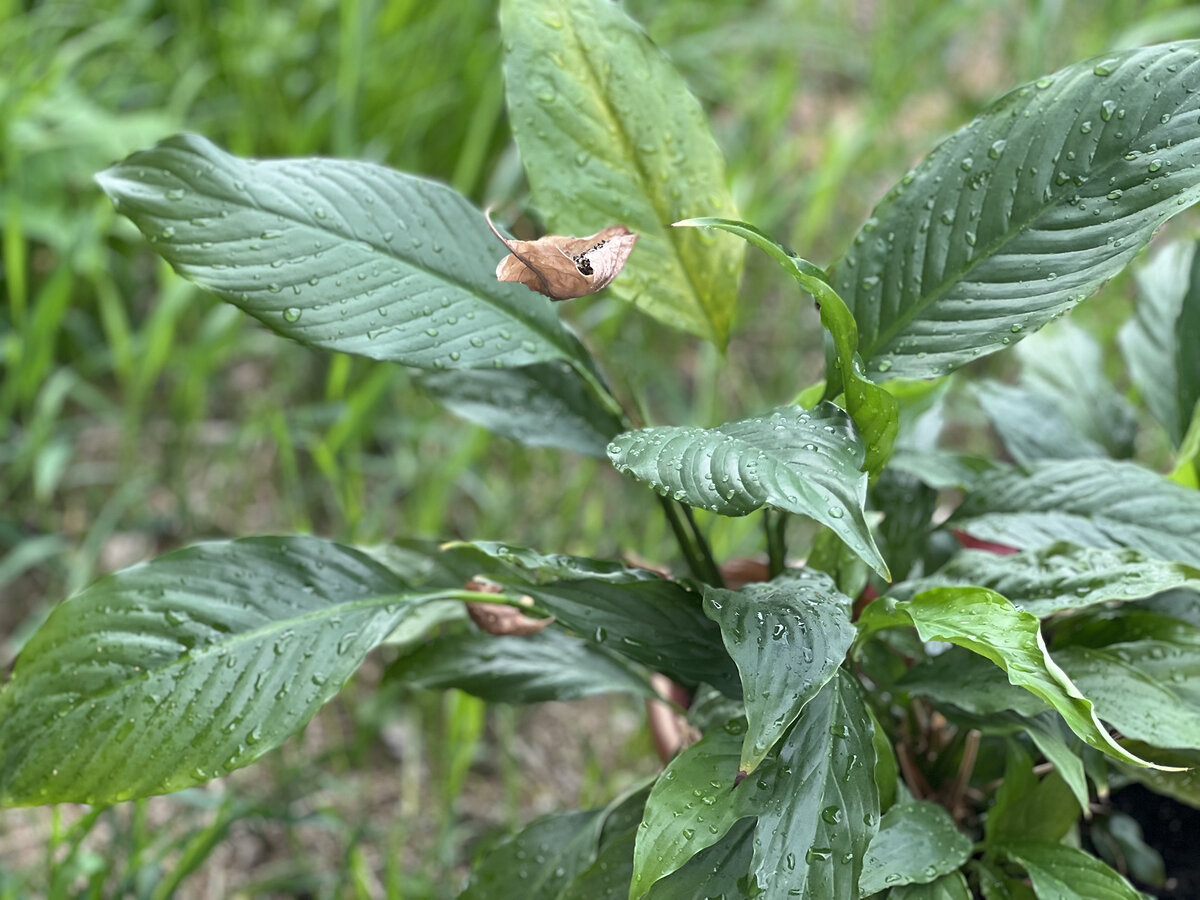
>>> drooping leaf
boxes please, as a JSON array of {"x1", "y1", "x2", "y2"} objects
[
  {"x1": 461, "y1": 808, "x2": 607, "y2": 900},
  {"x1": 500, "y1": 0, "x2": 743, "y2": 346},
  {"x1": 96, "y1": 133, "x2": 585, "y2": 370},
  {"x1": 386, "y1": 628, "x2": 655, "y2": 703},
  {"x1": 858, "y1": 588, "x2": 1168, "y2": 769},
  {"x1": 1056, "y1": 641, "x2": 1200, "y2": 749},
  {"x1": 898, "y1": 647, "x2": 1051, "y2": 718},
  {"x1": 1120, "y1": 238, "x2": 1200, "y2": 446},
  {"x1": 673, "y1": 217, "x2": 898, "y2": 474},
  {"x1": 975, "y1": 380, "x2": 1108, "y2": 465},
  {"x1": 893, "y1": 542, "x2": 1200, "y2": 617},
  {"x1": 0, "y1": 537, "x2": 441, "y2": 806},
  {"x1": 608, "y1": 403, "x2": 889, "y2": 579},
  {"x1": 702, "y1": 571, "x2": 856, "y2": 775},
  {"x1": 1015, "y1": 320, "x2": 1138, "y2": 458},
  {"x1": 997, "y1": 841, "x2": 1145, "y2": 900},
  {"x1": 415, "y1": 361, "x2": 623, "y2": 457},
  {"x1": 951, "y1": 459, "x2": 1200, "y2": 567},
  {"x1": 831, "y1": 43, "x2": 1200, "y2": 380},
  {"x1": 858, "y1": 801, "x2": 972, "y2": 895}
]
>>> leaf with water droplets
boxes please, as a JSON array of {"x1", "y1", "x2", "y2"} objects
[
  {"x1": 858, "y1": 801, "x2": 972, "y2": 895},
  {"x1": 834, "y1": 42, "x2": 1200, "y2": 379},
  {"x1": 703, "y1": 570, "x2": 855, "y2": 776},
  {"x1": 0, "y1": 537, "x2": 445, "y2": 806},
  {"x1": 997, "y1": 841, "x2": 1145, "y2": 900},
  {"x1": 95, "y1": 133, "x2": 587, "y2": 370},
  {"x1": 500, "y1": 0, "x2": 743, "y2": 346},
  {"x1": 607, "y1": 403, "x2": 889, "y2": 579}
]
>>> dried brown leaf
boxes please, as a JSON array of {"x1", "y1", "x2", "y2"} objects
[
  {"x1": 486, "y1": 209, "x2": 637, "y2": 300},
  {"x1": 464, "y1": 575, "x2": 554, "y2": 636}
]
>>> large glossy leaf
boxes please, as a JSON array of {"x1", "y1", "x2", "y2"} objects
[
  {"x1": 386, "y1": 628, "x2": 654, "y2": 703},
  {"x1": 997, "y1": 841, "x2": 1144, "y2": 900},
  {"x1": 975, "y1": 380, "x2": 1107, "y2": 465},
  {"x1": 643, "y1": 819, "x2": 756, "y2": 899},
  {"x1": 1121, "y1": 238, "x2": 1200, "y2": 445},
  {"x1": 858, "y1": 588, "x2": 1166, "y2": 769},
  {"x1": 96, "y1": 134, "x2": 584, "y2": 369},
  {"x1": 0, "y1": 537, "x2": 441, "y2": 806},
  {"x1": 951, "y1": 459, "x2": 1200, "y2": 567},
  {"x1": 674, "y1": 218, "x2": 898, "y2": 474},
  {"x1": 703, "y1": 571, "x2": 856, "y2": 775},
  {"x1": 894, "y1": 542, "x2": 1200, "y2": 616},
  {"x1": 415, "y1": 361, "x2": 623, "y2": 457},
  {"x1": 500, "y1": 0, "x2": 743, "y2": 346},
  {"x1": 832, "y1": 43, "x2": 1200, "y2": 379},
  {"x1": 1056, "y1": 641, "x2": 1200, "y2": 749},
  {"x1": 633, "y1": 673, "x2": 878, "y2": 899},
  {"x1": 608, "y1": 403, "x2": 889, "y2": 579},
  {"x1": 858, "y1": 801, "x2": 972, "y2": 895}
]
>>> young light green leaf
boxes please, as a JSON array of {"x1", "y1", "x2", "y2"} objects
[
  {"x1": 386, "y1": 628, "x2": 655, "y2": 703},
  {"x1": 893, "y1": 542, "x2": 1200, "y2": 616},
  {"x1": 952, "y1": 459, "x2": 1200, "y2": 567},
  {"x1": 500, "y1": 0, "x2": 743, "y2": 346},
  {"x1": 858, "y1": 588, "x2": 1175, "y2": 769},
  {"x1": 608, "y1": 403, "x2": 889, "y2": 579},
  {"x1": 673, "y1": 217, "x2": 898, "y2": 474},
  {"x1": 832, "y1": 43, "x2": 1200, "y2": 379},
  {"x1": 984, "y1": 743, "x2": 1080, "y2": 847},
  {"x1": 95, "y1": 133, "x2": 584, "y2": 370},
  {"x1": 1171, "y1": 401, "x2": 1200, "y2": 486},
  {"x1": 998, "y1": 841, "x2": 1145, "y2": 900},
  {"x1": 415, "y1": 361, "x2": 624, "y2": 457},
  {"x1": 858, "y1": 801, "x2": 972, "y2": 895},
  {"x1": 1056, "y1": 641, "x2": 1200, "y2": 749},
  {"x1": 702, "y1": 571, "x2": 856, "y2": 776},
  {"x1": 0, "y1": 537, "x2": 442, "y2": 806},
  {"x1": 1121, "y1": 238, "x2": 1200, "y2": 446}
]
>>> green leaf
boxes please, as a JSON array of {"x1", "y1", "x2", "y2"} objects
[
  {"x1": 894, "y1": 542, "x2": 1200, "y2": 617},
  {"x1": 974, "y1": 859, "x2": 1038, "y2": 900},
  {"x1": 415, "y1": 362, "x2": 623, "y2": 457},
  {"x1": 703, "y1": 571, "x2": 856, "y2": 775},
  {"x1": 461, "y1": 808, "x2": 606, "y2": 900},
  {"x1": 951, "y1": 459, "x2": 1200, "y2": 567},
  {"x1": 1015, "y1": 321, "x2": 1137, "y2": 459},
  {"x1": 976, "y1": 380, "x2": 1108, "y2": 465},
  {"x1": 0, "y1": 537, "x2": 436, "y2": 806},
  {"x1": 888, "y1": 449, "x2": 1000, "y2": 492},
  {"x1": 643, "y1": 819, "x2": 756, "y2": 900},
  {"x1": 873, "y1": 470, "x2": 939, "y2": 584},
  {"x1": 1056, "y1": 641, "x2": 1200, "y2": 749},
  {"x1": 386, "y1": 628, "x2": 654, "y2": 703},
  {"x1": 984, "y1": 743, "x2": 1080, "y2": 847},
  {"x1": 673, "y1": 217, "x2": 898, "y2": 474},
  {"x1": 1092, "y1": 812, "x2": 1165, "y2": 889},
  {"x1": 887, "y1": 871, "x2": 972, "y2": 900},
  {"x1": 858, "y1": 588, "x2": 1167, "y2": 769},
  {"x1": 997, "y1": 841, "x2": 1145, "y2": 900},
  {"x1": 1171, "y1": 401, "x2": 1200, "y2": 486},
  {"x1": 1119, "y1": 744, "x2": 1200, "y2": 809},
  {"x1": 559, "y1": 826, "x2": 638, "y2": 900},
  {"x1": 608, "y1": 403, "x2": 889, "y2": 579},
  {"x1": 858, "y1": 801, "x2": 972, "y2": 895},
  {"x1": 96, "y1": 133, "x2": 584, "y2": 370},
  {"x1": 500, "y1": 0, "x2": 742, "y2": 346},
  {"x1": 1121, "y1": 239, "x2": 1200, "y2": 446},
  {"x1": 632, "y1": 673, "x2": 879, "y2": 899},
  {"x1": 832, "y1": 43, "x2": 1200, "y2": 380}
]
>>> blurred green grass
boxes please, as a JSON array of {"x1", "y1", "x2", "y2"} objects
[{"x1": 3, "y1": 0, "x2": 1199, "y2": 895}]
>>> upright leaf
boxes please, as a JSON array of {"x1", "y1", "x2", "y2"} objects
[
  {"x1": 96, "y1": 134, "x2": 585, "y2": 369},
  {"x1": 952, "y1": 459, "x2": 1200, "y2": 567},
  {"x1": 831, "y1": 43, "x2": 1200, "y2": 379},
  {"x1": 608, "y1": 404, "x2": 889, "y2": 579},
  {"x1": 858, "y1": 588, "x2": 1168, "y2": 769},
  {"x1": 0, "y1": 537, "x2": 439, "y2": 806},
  {"x1": 703, "y1": 571, "x2": 856, "y2": 775},
  {"x1": 1121, "y1": 238, "x2": 1200, "y2": 445},
  {"x1": 500, "y1": 0, "x2": 743, "y2": 345},
  {"x1": 673, "y1": 217, "x2": 898, "y2": 474}
]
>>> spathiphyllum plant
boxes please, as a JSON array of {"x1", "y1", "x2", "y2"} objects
[{"x1": 10, "y1": 0, "x2": 1200, "y2": 896}]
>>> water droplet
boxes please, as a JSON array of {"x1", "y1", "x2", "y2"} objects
[
  {"x1": 283, "y1": 307, "x2": 302, "y2": 323},
  {"x1": 1100, "y1": 99, "x2": 1117, "y2": 121},
  {"x1": 1093, "y1": 59, "x2": 1118, "y2": 76},
  {"x1": 988, "y1": 139, "x2": 1007, "y2": 159}
]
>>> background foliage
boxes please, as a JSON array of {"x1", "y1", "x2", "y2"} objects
[{"x1": 4, "y1": 0, "x2": 1200, "y2": 895}]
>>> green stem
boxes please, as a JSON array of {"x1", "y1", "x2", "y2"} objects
[
  {"x1": 765, "y1": 509, "x2": 787, "y2": 579},
  {"x1": 570, "y1": 357, "x2": 632, "y2": 428},
  {"x1": 679, "y1": 504, "x2": 724, "y2": 587},
  {"x1": 657, "y1": 496, "x2": 709, "y2": 583}
]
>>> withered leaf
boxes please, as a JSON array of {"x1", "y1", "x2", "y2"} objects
[
  {"x1": 464, "y1": 575, "x2": 554, "y2": 636},
  {"x1": 486, "y1": 209, "x2": 637, "y2": 301}
]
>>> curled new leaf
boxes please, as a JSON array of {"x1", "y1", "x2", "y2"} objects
[{"x1": 487, "y1": 210, "x2": 637, "y2": 300}]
